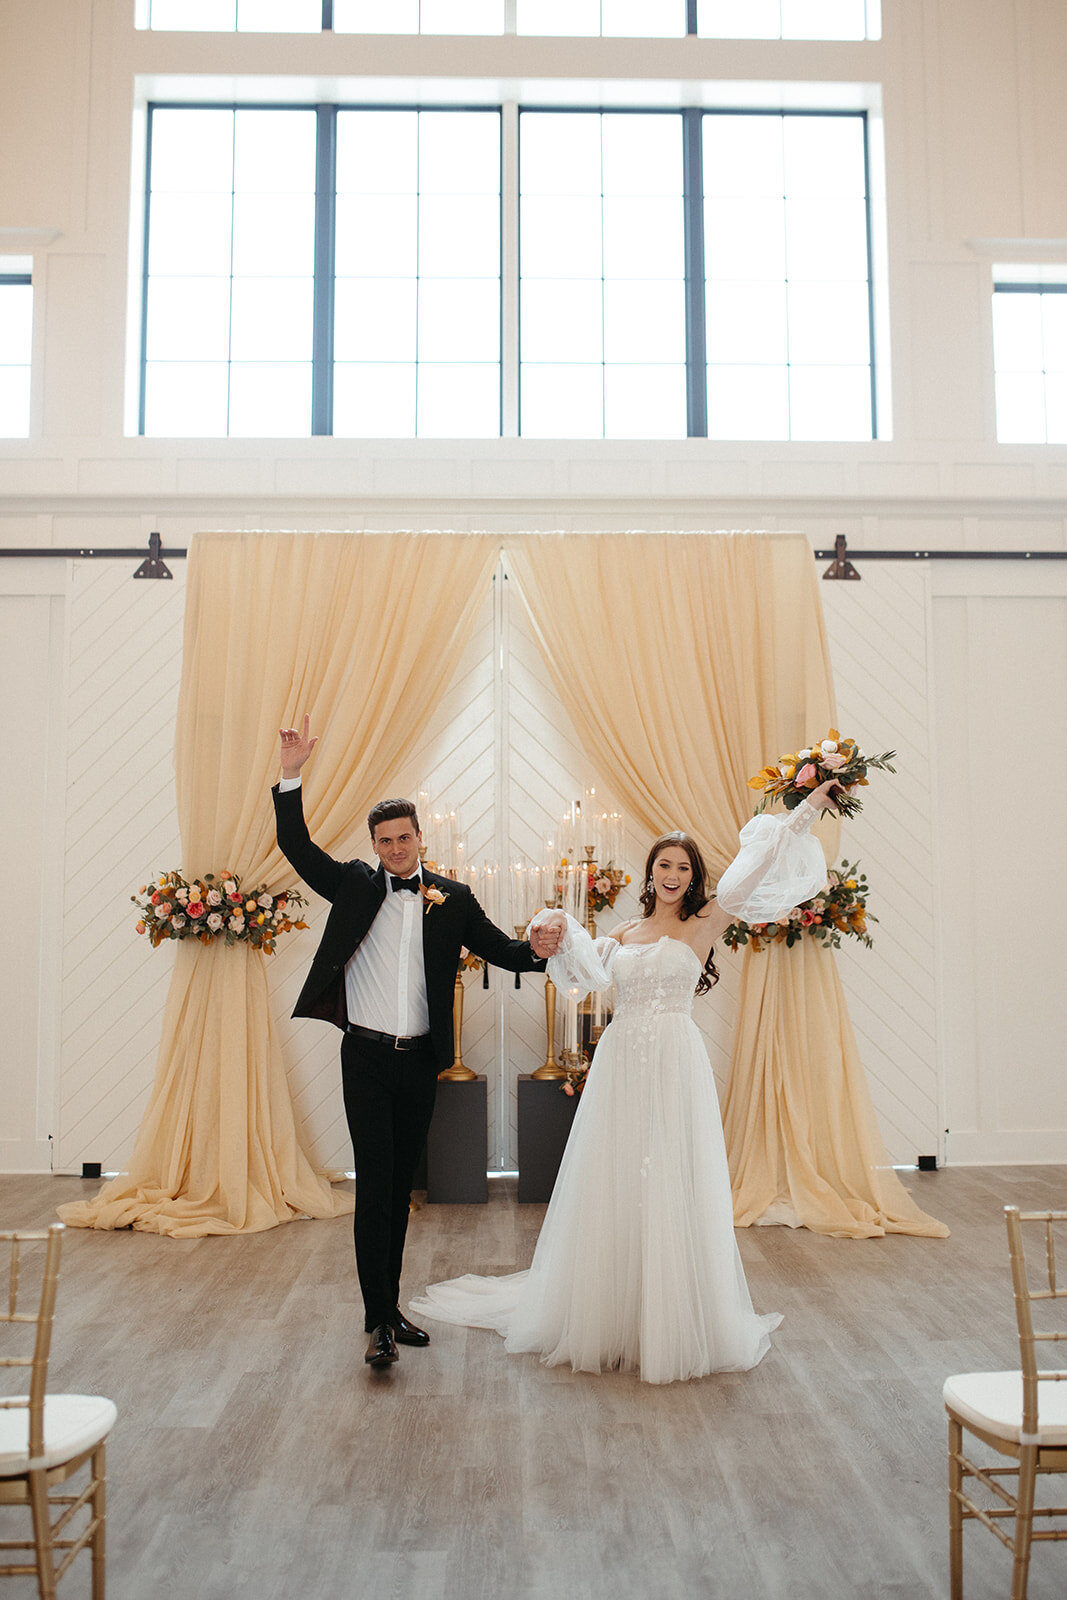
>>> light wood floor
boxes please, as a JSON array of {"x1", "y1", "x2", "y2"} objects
[{"x1": 1, "y1": 1166, "x2": 1065, "y2": 1600}]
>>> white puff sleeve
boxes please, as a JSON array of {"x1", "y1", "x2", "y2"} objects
[
  {"x1": 714, "y1": 801, "x2": 827, "y2": 922},
  {"x1": 527, "y1": 909, "x2": 616, "y2": 998}
]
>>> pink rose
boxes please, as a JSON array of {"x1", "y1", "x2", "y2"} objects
[
  {"x1": 187, "y1": 901, "x2": 205, "y2": 919},
  {"x1": 800, "y1": 909, "x2": 815, "y2": 926},
  {"x1": 820, "y1": 751, "x2": 846, "y2": 771},
  {"x1": 795, "y1": 762, "x2": 818, "y2": 787}
]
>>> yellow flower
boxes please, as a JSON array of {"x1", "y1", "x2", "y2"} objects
[{"x1": 846, "y1": 879, "x2": 857, "y2": 889}]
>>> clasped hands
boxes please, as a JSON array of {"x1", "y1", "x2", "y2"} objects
[{"x1": 528, "y1": 909, "x2": 566, "y2": 960}]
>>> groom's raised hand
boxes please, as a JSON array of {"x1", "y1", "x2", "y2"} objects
[{"x1": 279, "y1": 714, "x2": 318, "y2": 779}]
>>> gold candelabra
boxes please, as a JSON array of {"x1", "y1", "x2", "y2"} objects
[
  {"x1": 532, "y1": 976, "x2": 566, "y2": 1080},
  {"x1": 438, "y1": 966, "x2": 477, "y2": 1082}
]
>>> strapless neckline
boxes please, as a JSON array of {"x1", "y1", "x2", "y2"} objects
[{"x1": 619, "y1": 935, "x2": 702, "y2": 973}]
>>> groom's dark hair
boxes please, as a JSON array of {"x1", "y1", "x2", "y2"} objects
[{"x1": 367, "y1": 797, "x2": 420, "y2": 839}]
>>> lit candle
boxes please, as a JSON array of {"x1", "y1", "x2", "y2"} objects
[{"x1": 564, "y1": 992, "x2": 579, "y2": 1055}]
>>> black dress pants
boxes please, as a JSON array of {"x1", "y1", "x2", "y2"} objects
[{"x1": 340, "y1": 1031, "x2": 437, "y2": 1331}]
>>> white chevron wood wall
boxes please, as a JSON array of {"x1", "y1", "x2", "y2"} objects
[{"x1": 51, "y1": 547, "x2": 939, "y2": 1178}]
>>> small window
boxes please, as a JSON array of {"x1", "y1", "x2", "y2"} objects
[
  {"x1": 992, "y1": 272, "x2": 1067, "y2": 444},
  {"x1": 141, "y1": 0, "x2": 322, "y2": 29},
  {"x1": 697, "y1": 0, "x2": 879, "y2": 40},
  {"x1": 0, "y1": 261, "x2": 32, "y2": 437},
  {"x1": 515, "y1": 1, "x2": 686, "y2": 37},
  {"x1": 332, "y1": 0, "x2": 505, "y2": 32}
]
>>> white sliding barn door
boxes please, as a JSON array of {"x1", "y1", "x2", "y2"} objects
[
  {"x1": 931, "y1": 563, "x2": 1067, "y2": 1166},
  {"x1": 822, "y1": 566, "x2": 943, "y2": 1165},
  {"x1": 56, "y1": 562, "x2": 185, "y2": 1174}
]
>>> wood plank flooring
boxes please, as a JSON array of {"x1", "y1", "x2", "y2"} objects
[{"x1": 1, "y1": 1166, "x2": 1065, "y2": 1600}]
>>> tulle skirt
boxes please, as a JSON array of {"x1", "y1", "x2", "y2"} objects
[{"x1": 411, "y1": 1011, "x2": 781, "y2": 1385}]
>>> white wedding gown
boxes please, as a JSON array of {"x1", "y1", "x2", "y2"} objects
[{"x1": 411, "y1": 804, "x2": 826, "y2": 1386}]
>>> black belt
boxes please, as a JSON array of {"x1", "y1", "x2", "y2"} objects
[{"x1": 346, "y1": 1023, "x2": 431, "y2": 1052}]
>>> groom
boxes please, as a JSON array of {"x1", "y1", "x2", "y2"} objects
[{"x1": 274, "y1": 717, "x2": 561, "y2": 1370}]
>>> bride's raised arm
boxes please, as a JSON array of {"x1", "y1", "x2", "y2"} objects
[
  {"x1": 527, "y1": 908, "x2": 616, "y2": 998},
  {"x1": 711, "y1": 779, "x2": 840, "y2": 927}
]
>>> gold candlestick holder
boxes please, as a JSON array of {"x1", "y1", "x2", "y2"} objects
[
  {"x1": 438, "y1": 967, "x2": 477, "y2": 1082},
  {"x1": 531, "y1": 976, "x2": 566, "y2": 1079}
]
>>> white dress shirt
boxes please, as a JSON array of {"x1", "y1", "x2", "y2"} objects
[{"x1": 279, "y1": 776, "x2": 430, "y2": 1037}]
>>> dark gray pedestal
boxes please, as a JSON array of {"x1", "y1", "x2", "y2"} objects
[
  {"x1": 426, "y1": 1076, "x2": 488, "y2": 1203},
  {"x1": 517, "y1": 1075, "x2": 579, "y2": 1203}
]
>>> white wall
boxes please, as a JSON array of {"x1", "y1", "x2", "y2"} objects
[{"x1": 1, "y1": 1, "x2": 1065, "y2": 1170}]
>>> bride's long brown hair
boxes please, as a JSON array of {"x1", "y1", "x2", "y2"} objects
[{"x1": 638, "y1": 830, "x2": 720, "y2": 996}]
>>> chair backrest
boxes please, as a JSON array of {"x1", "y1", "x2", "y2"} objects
[
  {"x1": 1005, "y1": 1207, "x2": 1067, "y2": 1438},
  {"x1": 0, "y1": 1224, "x2": 64, "y2": 1464}
]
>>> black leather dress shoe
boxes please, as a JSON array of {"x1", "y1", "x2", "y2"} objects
[
  {"x1": 390, "y1": 1311, "x2": 430, "y2": 1347},
  {"x1": 364, "y1": 1324, "x2": 399, "y2": 1367}
]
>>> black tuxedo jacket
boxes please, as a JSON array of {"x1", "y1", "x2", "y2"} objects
[{"x1": 273, "y1": 784, "x2": 545, "y2": 1072}]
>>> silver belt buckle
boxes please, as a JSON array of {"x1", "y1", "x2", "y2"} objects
[{"x1": 394, "y1": 1033, "x2": 409, "y2": 1050}]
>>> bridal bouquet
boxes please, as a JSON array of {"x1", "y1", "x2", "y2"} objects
[
  {"x1": 132, "y1": 870, "x2": 308, "y2": 953},
  {"x1": 747, "y1": 728, "x2": 896, "y2": 820},
  {"x1": 723, "y1": 860, "x2": 875, "y2": 953}
]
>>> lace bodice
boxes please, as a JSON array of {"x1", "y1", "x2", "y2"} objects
[{"x1": 610, "y1": 938, "x2": 703, "y2": 1022}]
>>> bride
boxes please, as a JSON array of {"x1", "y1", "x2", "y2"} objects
[{"x1": 411, "y1": 781, "x2": 842, "y2": 1385}]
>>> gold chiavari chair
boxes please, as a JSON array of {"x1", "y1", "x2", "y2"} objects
[
  {"x1": 0, "y1": 1224, "x2": 116, "y2": 1599},
  {"x1": 944, "y1": 1206, "x2": 1067, "y2": 1600}
]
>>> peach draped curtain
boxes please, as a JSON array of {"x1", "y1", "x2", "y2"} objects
[
  {"x1": 60, "y1": 531, "x2": 501, "y2": 1238},
  {"x1": 508, "y1": 531, "x2": 946, "y2": 1239}
]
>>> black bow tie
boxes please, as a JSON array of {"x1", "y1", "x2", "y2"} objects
[{"x1": 390, "y1": 875, "x2": 420, "y2": 893}]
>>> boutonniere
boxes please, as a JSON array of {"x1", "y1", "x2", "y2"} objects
[{"x1": 421, "y1": 883, "x2": 447, "y2": 915}]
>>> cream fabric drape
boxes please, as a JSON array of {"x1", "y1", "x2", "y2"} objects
[
  {"x1": 725, "y1": 939, "x2": 945, "y2": 1237},
  {"x1": 60, "y1": 531, "x2": 500, "y2": 1238},
  {"x1": 508, "y1": 531, "x2": 946, "y2": 1240}
]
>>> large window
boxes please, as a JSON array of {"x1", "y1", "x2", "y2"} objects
[
  {"x1": 142, "y1": 108, "x2": 318, "y2": 436},
  {"x1": 704, "y1": 112, "x2": 873, "y2": 441},
  {"x1": 992, "y1": 274, "x2": 1067, "y2": 445},
  {"x1": 333, "y1": 111, "x2": 501, "y2": 437},
  {"x1": 139, "y1": 104, "x2": 874, "y2": 440},
  {"x1": 519, "y1": 113, "x2": 687, "y2": 438},
  {"x1": 0, "y1": 264, "x2": 32, "y2": 437}
]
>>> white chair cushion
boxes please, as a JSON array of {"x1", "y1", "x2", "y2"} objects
[
  {"x1": 944, "y1": 1371, "x2": 1067, "y2": 1446},
  {"x1": 0, "y1": 1395, "x2": 117, "y2": 1475}
]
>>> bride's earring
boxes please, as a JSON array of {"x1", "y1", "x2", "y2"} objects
[{"x1": 645, "y1": 877, "x2": 654, "y2": 895}]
